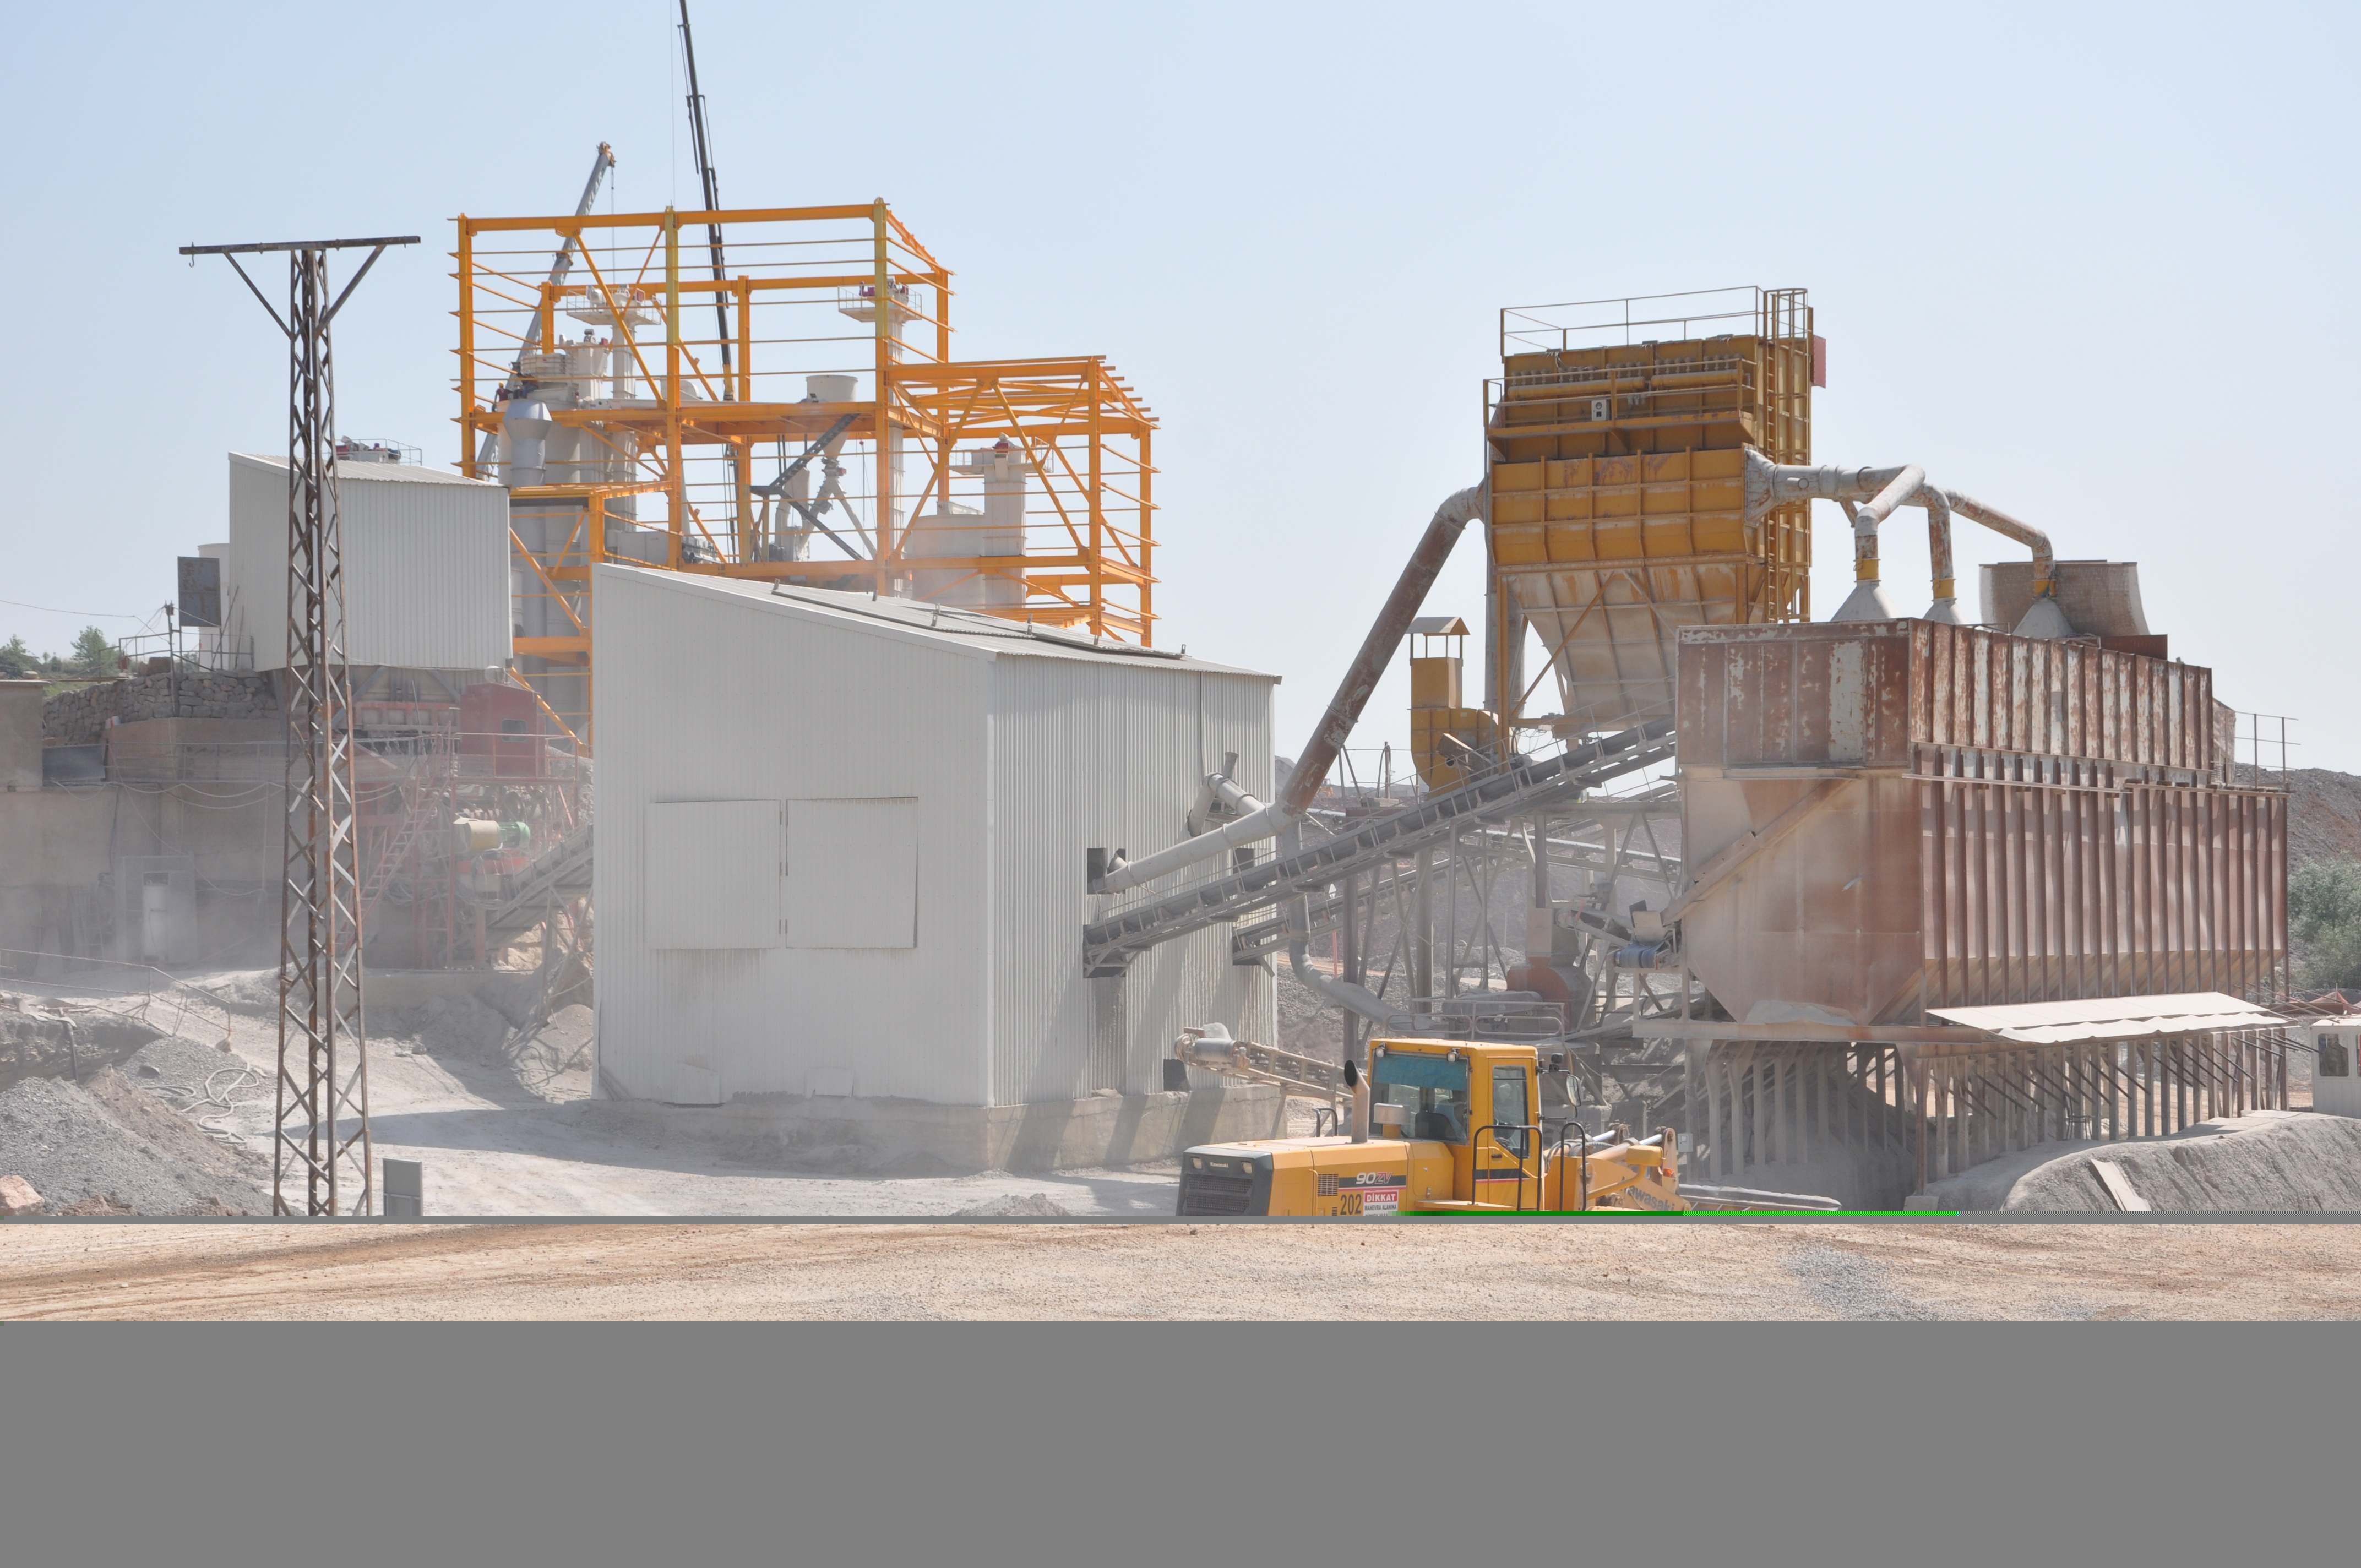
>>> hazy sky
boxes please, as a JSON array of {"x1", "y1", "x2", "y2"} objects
[{"x1": 3, "y1": 2, "x2": 2354, "y2": 767}]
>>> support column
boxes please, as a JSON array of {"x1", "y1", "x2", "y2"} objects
[{"x1": 1413, "y1": 848, "x2": 1434, "y2": 1012}]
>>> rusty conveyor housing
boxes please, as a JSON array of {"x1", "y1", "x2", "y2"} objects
[
  {"x1": 1652, "y1": 619, "x2": 2292, "y2": 1207},
  {"x1": 1673, "y1": 619, "x2": 2285, "y2": 1028}
]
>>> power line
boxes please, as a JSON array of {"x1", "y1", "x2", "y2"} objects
[{"x1": 0, "y1": 597, "x2": 145, "y2": 619}]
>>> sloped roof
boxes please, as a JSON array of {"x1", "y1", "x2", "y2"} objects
[
  {"x1": 231, "y1": 452, "x2": 499, "y2": 486},
  {"x1": 1928, "y1": 992, "x2": 2286, "y2": 1044},
  {"x1": 592, "y1": 565, "x2": 1276, "y2": 679}
]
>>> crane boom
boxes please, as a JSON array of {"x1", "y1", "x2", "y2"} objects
[
  {"x1": 478, "y1": 142, "x2": 616, "y2": 467},
  {"x1": 677, "y1": 1, "x2": 732, "y2": 393}
]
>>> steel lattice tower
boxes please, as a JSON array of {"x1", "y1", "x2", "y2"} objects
[{"x1": 182, "y1": 235, "x2": 416, "y2": 1215}]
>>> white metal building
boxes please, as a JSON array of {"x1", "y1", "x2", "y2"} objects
[
  {"x1": 2299, "y1": 1020, "x2": 2361, "y2": 1119},
  {"x1": 220, "y1": 454, "x2": 510, "y2": 677},
  {"x1": 591, "y1": 567, "x2": 1279, "y2": 1114}
]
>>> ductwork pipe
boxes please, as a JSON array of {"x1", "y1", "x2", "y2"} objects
[
  {"x1": 1287, "y1": 907, "x2": 1402, "y2": 1030},
  {"x1": 1097, "y1": 770, "x2": 1287, "y2": 895},
  {"x1": 1923, "y1": 488, "x2": 1966, "y2": 626},
  {"x1": 1277, "y1": 827, "x2": 1446, "y2": 1042},
  {"x1": 1093, "y1": 484, "x2": 1485, "y2": 896},
  {"x1": 1744, "y1": 452, "x2": 2036, "y2": 629},
  {"x1": 1944, "y1": 489, "x2": 2068, "y2": 638},
  {"x1": 1831, "y1": 464, "x2": 1926, "y2": 623}
]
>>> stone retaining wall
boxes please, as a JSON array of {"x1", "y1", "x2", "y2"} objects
[{"x1": 44, "y1": 673, "x2": 278, "y2": 742}]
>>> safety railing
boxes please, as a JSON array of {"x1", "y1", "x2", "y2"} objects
[{"x1": 0, "y1": 948, "x2": 239, "y2": 1054}]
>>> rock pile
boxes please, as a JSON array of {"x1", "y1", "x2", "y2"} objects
[{"x1": 0, "y1": 1037, "x2": 272, "y2": 1215}]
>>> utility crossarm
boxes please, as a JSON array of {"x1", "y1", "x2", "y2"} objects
[{"x1": 1083, "y1": 719, "x2": 1675, "y2": 976}]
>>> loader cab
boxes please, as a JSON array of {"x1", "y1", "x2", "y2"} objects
[{"x1": 1367, "y1": 1039, "x2": 1541, "y2": 1203}]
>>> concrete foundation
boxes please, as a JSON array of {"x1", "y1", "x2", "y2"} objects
[{"x1": 575, "y1": 1084, "x2": 1288, "y2": 1175}]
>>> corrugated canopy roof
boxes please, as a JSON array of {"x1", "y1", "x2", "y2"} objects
[
  {"x1": 1408, "y1": 615, "x2": 1469, "y2": 636},
  {"x1": 1927, "y1": 992, "x2": 2286, "y2": 1044}
]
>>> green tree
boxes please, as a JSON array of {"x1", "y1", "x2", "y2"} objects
[
  {"x1": 2289, "y1": 857, "x2": 2361, "y2": 993},
  {"x1": 69, "y1": 625, "x2": 117, "y2": 678},
  {"x1": 0, "y1": 634, "x2": 30, "y2": 678}
]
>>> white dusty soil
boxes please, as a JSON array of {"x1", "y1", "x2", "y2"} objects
[
  {"x1": 7, "y1": 1221, "x2": 2361, "y2": 1321},
  {"x1": 3, "y1": 972, "x2": 1183, "y2": 1218}
]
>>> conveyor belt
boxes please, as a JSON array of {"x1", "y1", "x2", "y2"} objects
[{"x1": 1083, "y1": 720, "x2": 1674, "y2": 976}]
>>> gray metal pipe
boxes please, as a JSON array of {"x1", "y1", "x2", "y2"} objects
[
  {"x1": 1098, "y1": 787, "x2": 1291, "y2": 895},
  {"x1": 1943, "y1": 489, "x2": 2055, "y2": 592},
  {"x1": 1923, "y1": 488, "x2": 1966, "y2": 626},
  {"x1": 1943, "y1": 489, "x2": 2068, "y2": 636},
  {"x1": 1745, "y1": 453, "x2": 2010, "y2": 627},
  {"x1": 1283, "y1": 484, "x2": 1485, "y2": 816},
  {"x1": 1835, "y1": 464, "x2": 1927, "y2": 622},
  {"x1": 1094, "y1": 484, "x2": 1484, "y2": 896},
  {"x1": 1287, "y1": 914, "x2": 1402, "y2": 1031},
  {"x1": 1280, "y1": 828, "x2": 1444, "y2": 1042}
]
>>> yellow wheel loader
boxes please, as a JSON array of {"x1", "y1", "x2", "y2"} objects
[{"x1": 1175, "y1": 1036, "x2": 1687, "y2": 1217}]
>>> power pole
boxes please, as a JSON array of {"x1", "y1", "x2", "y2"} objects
[{"x1": 181, "y1": 234, "x2": 417, "y2": 1216}]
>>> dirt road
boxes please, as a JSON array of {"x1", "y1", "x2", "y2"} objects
[{"x1": 6, "y1": 1221, "x2": 2359, "y2": 1320}]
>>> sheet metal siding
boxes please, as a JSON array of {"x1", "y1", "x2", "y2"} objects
[
  {"x1": 594, "y1": 572, "x2": 992, "y2": 1106},
  {"x1": 1918, "y1": 777, "x2": 2286, "y2": 1010},
  {"x1": 227, "y1": 455, "x2": 510, "y2": 672},
  {"x1": 1680, "y1": 622, "x2": 2215, "y2": 772},
  {"x1": 988, "y1": 658, "x2": 1275, "y2": 1103},
  {"x1": 1676, "y1": 622, "x2": 2283, "y2": 1026}
]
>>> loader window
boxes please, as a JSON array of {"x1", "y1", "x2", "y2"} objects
[
  {"x1": 1370, "y1": 1052, "x2": 1471, "y2": 1145},
  {"x1": 2320, "y1": 1035, "x2": 2351, "y2": 1078},
  {"x1": 1491, "y1": 1066, "x2": 1531, "y2": 1158}
]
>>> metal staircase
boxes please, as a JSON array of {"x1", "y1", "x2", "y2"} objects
[{"x1": 358, "y1": 783, "x2": 433, "y2": 925}]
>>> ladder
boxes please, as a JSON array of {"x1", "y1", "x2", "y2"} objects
[{"x1": 359, "y1": 782, "x2": 433, "y2": 926}]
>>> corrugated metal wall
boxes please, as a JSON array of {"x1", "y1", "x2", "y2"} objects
[
  {"x1": 1680, "y1": 621, "x2": 2218, "y2": 774},
  {"x1": 1917, "y1": 774, "x2": 2286, "y2": 1007},
  {"x1": 225, "y1": 455, "x2": 510, "y2": 672},
  {"x1": 1677, "y1": 621, "x2": 2286, "y2": 1026},
  {"x1": 595, "y1": 569, "x2": 1277, "y2": 1109},
  {"x1": 594, "y1": 571, "x2": 994, "y2": 1105},
  {"x1": 987, "y1": 656, "x2": 1276, "y2": 1104}
]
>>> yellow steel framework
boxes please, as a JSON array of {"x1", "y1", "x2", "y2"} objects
[
  {"x1": 1478, "y1": 287, "x2": 1813, "y2": 761},
  {"x1": 454, "y1": 200, "x2": 1156, "y2": 749}
]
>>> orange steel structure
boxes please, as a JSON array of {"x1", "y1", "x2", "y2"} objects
[{"x1": 454, "y1": 201, "x2": 1156, "y2": 749}]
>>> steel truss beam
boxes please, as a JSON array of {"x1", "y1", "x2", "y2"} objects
[{"x1": 1082, "y1": 720, "x2": 1675, "y2": 976}]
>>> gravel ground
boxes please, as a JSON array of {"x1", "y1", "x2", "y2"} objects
[
  {"x1": 2001, "y1": 1112, "x2": 2361, "y2": 1211},
  {"x1": 7, "y1": 1221, "x2": 2361, "y2": 1321},
  {"x1": 0, "y1": 1062, "x2": 269, "y2": 1216}
]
